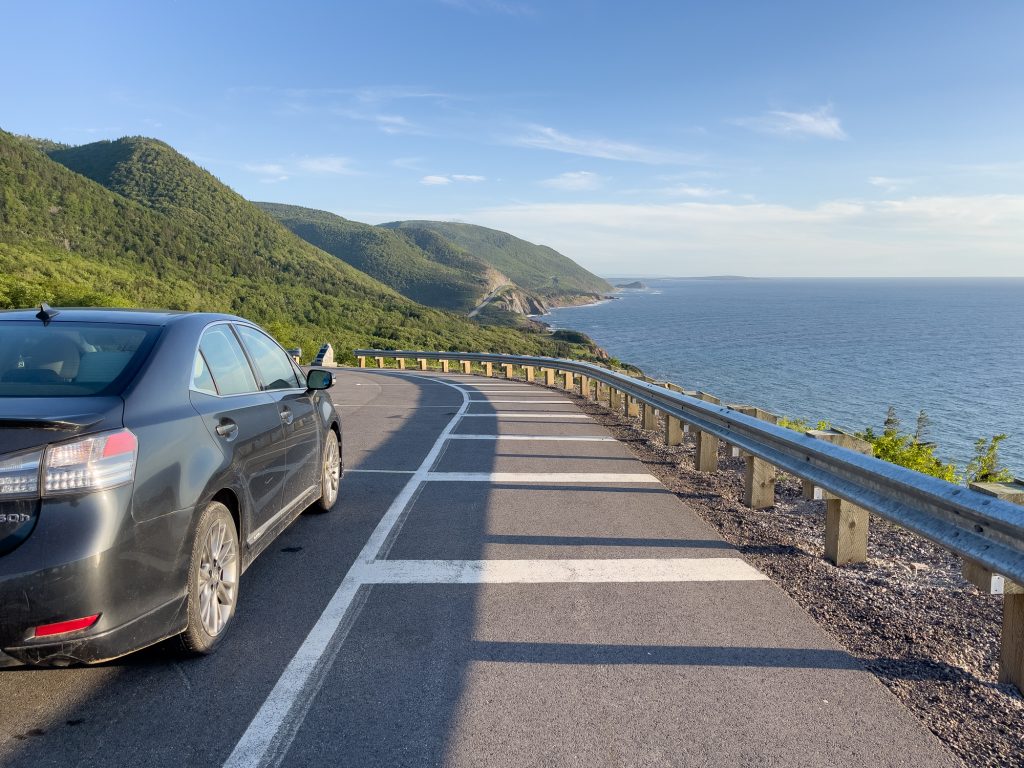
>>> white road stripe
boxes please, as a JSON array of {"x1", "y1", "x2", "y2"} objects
[
  {"x1": 224, "y1": 375, "x2": 472, "y2": 768},
  {"x1": 425, "y1": 472, "x2": 659, "y2": 483},
  {"x1": 347, "y1": 469, "x2": 416, "y2": 474},
  {"x1": 357, "y1": 558, "x2": 767, "y2": 584},
  {"x1": 469, "y1": 399, "x2": 570, "y2": 404},
  {"x1": 462, "y1": 413, "x2": 590, "y2": 419},
  {"x1": 446, "y1": 435, "x2": 616, "y2": 442}
]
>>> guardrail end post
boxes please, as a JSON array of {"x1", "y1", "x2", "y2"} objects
[
  {"x1": 397, "y1": 358, "x2": 406, "y2": 370},
  {"x1": 417, "y1": 358, "x2": 428, "y2": 371},
  {"x1": 524, "y1": 365, "x2": 535, "y2": 382},
  {"x1": 642, "y1": 403, "x2": 657, "y2": 430},
  {"x1": 358, "y1": 356, "x2": 367, "y2": 368},
  {"x1": 665, "y1": 415, "x2": 683, "y2": 446},
  {"x1": 461, "y1": 360, "x2": 472, "y2": 374}
]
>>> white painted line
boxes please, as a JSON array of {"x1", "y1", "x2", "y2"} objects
[
  {"x1": 224, "y1": 375, "x2": 471, "y2": 768},
  {"x1": 347, "y1": 469, "x2": 416, "y2": 474},
  {"x1": 446, "y1": 435, "x2": 616, "y2": 442},
  {"x1": 469, "y1": 399, "x2": 570, "y2": 404},
  {"x1": 462, "y1": 413, "x2": 590, "y2": 419},
  {"x1": 425, "y1": 472, "x2": 660, "y2": 484},
  {"x1": 358, "y1": 558, "x2": 767, "y2": 583}
]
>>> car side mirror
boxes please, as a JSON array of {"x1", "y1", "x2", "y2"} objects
[{"x1": 306, "y1": 369, "x2": 334, "y2": 390}]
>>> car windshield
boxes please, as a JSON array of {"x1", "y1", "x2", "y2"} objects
[{"x1": 0, "y1": 320, "x2": 160, "y2": 397}]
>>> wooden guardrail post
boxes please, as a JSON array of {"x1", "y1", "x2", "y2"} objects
[
  {"x1": 524, "y1": 365, "x2": 535, "y2": 382},
  {"x1": 608, "y1": 387, "x2": 622, "y2": 411},
  {"x1": 805, "y1": 430, "x2": 873, "y2": 565},
  {"x1": 502, "y1": 363, "x2": 515, "y2": 379},
  {"x1": 484, "y1": 362, "x2": 494, "y2": 377},
  {"x1": 962, "y1": 480, "x2": 1024, "y2": 692},
  {"x1": 642, "y1": 402, "x2": 657, "y2": 430},
  {"x1": 730, "y1": 406, "x2": 780, "y2": 509},
  {"x1": 440, "y1": 359, "x2": 449, "y2": 373},
  {"x1": 358, "y1": 356, "x2": 367, "y2": 368},
  {"x1": 417, "y1": 358, "x2": 428, "y2": 371},
  {"x1": 694, "y1": 392, "x2": 721, "y2": 472},
  {"x1": 562, "y1": 370, "x2": 575, "y2": 391},
  {"x1": 397, "y1": 358, "x2": 406, "y2": 370},
  {"x1": 374, "y1": 356, "x2": 385, "y2": 369},
  {"x1": 461, "y1": 360, "x2": 472, "y2": 374},
  {"x1": 626, "y1": 396, "x2": 640, "y2": 417},
  {"x1": 579, "y1": 374, "x2": 590, "y2": 399},
  {"x1": 543, "y1": 368, "x2": 556, "y2": 386}
]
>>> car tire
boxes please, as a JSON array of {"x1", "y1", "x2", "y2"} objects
[
  {"x1": 179, "y1": 501, "x2": 239, "y2": 655},
  {"x1": 311, "y1": 429, "x2": 342, "y2": 513}
]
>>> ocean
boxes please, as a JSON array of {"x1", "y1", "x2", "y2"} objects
[{"x1": 543, "y1": 278, "x2": 1024, "y2": 476}]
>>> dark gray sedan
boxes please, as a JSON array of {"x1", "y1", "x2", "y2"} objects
[{"x1": 0, "y1": 307, "x2": 342, "y2": 666}]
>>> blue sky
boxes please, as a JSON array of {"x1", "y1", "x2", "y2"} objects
[{"x1": 4, "y1": 0, "x2": 1023, "y2": 276}]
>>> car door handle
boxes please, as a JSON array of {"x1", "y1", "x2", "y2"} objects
[
  {"x1": 279, "y1": 408, "x2": 293, "y2": 425},
  {"x1": 215, "y1": 421, "x2": 239, "y2": 440}
]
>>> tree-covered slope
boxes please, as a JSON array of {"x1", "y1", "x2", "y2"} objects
[
  {"x1": 257, "y1": 202, "x2": 499, "y2": 313},
  {"x1": 381, "y1": 220, "x2": 612, "y2": 300},
  {"x1": 0, "y1": 131, "x2": 577, "y2": 361}
]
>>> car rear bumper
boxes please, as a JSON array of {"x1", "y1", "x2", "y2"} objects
[{"x1": 0, "y1": 488, "x2": 195, "y2": 666}]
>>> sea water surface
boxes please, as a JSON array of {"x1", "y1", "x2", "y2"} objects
[{"x1": 543, "y1": 278, "x2": 1024, "y2": 475}]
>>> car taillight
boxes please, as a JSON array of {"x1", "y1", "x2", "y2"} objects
[
  {"x1": 0, "y1": 449, "x2": 42, "y2": 498},
  {"x1": 43, "y1": 429, "x2": 138, "y2": 496},
  {"x1": 33, "y1": 614, "x2": 100, "y2": 637}
]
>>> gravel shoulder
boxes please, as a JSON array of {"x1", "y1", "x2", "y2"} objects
[{"x1": 568, "y1": 392, "x2": 1024, "y2": 768}]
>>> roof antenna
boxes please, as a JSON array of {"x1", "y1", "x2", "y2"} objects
[{"x1": 36, "y1": 303, "x2": 60, "y2": 324}]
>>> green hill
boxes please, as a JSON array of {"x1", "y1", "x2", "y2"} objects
[
  {"x1": 381, "y1": 220, "x2": 612, "y2": 300},
  {"x1": 0, "y1": 131, "x2": 588, "y2": 361},
  {"x1": 257, "y1": 202, "x2": 500, "y2": 313}
]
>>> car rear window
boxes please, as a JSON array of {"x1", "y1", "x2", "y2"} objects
[{"x1": 0, "y1": 321, "x2": 159, "y2": 397}]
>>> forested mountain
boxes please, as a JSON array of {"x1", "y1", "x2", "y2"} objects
[
  {"x1": 381, "y1": 220, "x2": 612, "y2": 299},
  {"x1": 257, "y1": 203, "x2": 503, "y2": 313},
  {"x1": 0, "y1": 131, "x2": 592, "y2": 361}
]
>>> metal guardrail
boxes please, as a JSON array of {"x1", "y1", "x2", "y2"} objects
[{"x1": 355, "y1": 349, "x2": 1024, "y2": 587}]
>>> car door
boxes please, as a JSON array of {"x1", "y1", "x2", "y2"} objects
[
  {"x1": 234, "y1": 324, "x2": 321, "y2": 510},
  {"x1": 189, "y1": 323, "x2": 289, "y2": 544}
]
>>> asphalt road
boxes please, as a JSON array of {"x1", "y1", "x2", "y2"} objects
[{"x1": 0, "y1": 370, "x2": 960, "y2": 767}]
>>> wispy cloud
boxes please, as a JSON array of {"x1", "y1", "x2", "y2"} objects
[
  {"x1": 440, "y1": 0, "x2": 534, "y2": 15},
  {"x1": 734, "y1": 105, "x2": 847, "y2": 140},
  {"x1": 540, "y1": 171, "x2": 604, "y2": 191},
  {"x1": 868, "y1": 176, "x2": 913, "y2": 192},
  {"x1": 510, "y1": 124, "x2": 698, "y2": 164},
  {"x1": 660, "y1": 183, "x2": 728, "y2": 198},
  {"x1": 242, "y1": 163, "x2": 289, "y2": 182},
  {"x1": 333, "y1": 108, "x2": 421, "y2": 135},
  {"x1": 421, "y1": 174, "x2": 486, "y2": 185},
  {"x1": 453, "y1": 194, "x2": 1024, "y2": 276},
  {"x1": 297, "y1": 156, "x2": 357, "y2": 175}
]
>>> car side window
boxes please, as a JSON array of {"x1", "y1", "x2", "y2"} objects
[
  {"x1": 197, "y1": 325, "x2": 258, "y2": 396},
  {"x1": 235, "y1": 326, "x2": 303, "y2": 391},
  {"x1": 191, "y1": 351, "x2": 218, "y2": 395}
]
